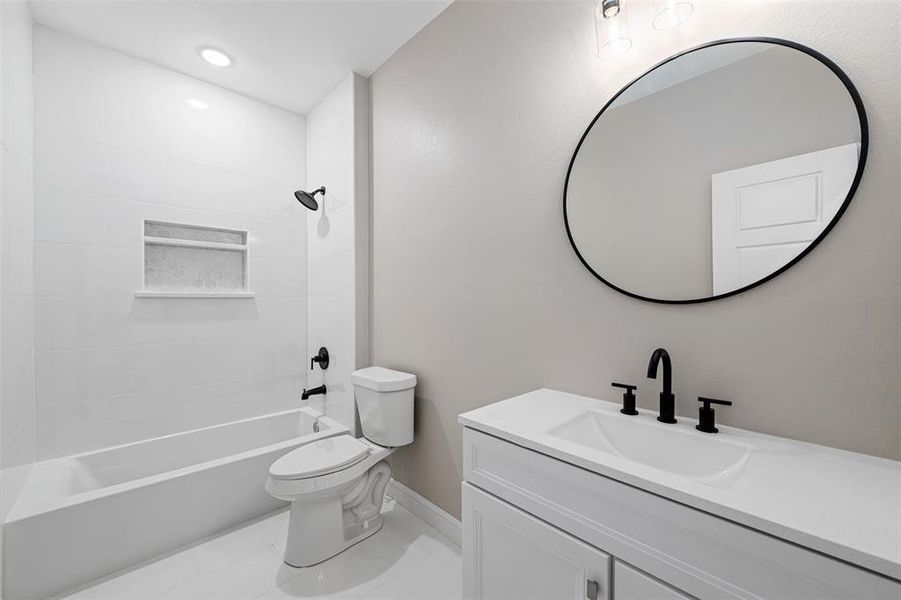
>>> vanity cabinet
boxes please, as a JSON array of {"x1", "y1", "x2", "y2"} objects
[
  {"x1": 614, "y1": 562, "x2": 692, "y2": 600},
  {"x1": 461, "y1": 427, "x2": 901, "y2": 600},
  {"x1": 463, "y1": 483, "x2": 611, "y2": 600}
]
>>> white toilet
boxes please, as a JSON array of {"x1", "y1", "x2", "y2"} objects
[{"x1": 265, "y1": 366, "x2": 416, "y2": 567}]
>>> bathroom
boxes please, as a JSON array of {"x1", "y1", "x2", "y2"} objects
[{"x1": 0, "y1": 0, "x2": 898, "y2": 598}]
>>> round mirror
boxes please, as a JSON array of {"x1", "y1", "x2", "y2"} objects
[{"x1": 564, "y1": 38, "x2": 867, "y2": 303}]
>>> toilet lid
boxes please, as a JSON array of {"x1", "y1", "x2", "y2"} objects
[{"x1": 269, "y1": 435, "x2": 371, "y2": 480}]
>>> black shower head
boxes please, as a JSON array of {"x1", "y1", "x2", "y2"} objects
[{"x1": 294, "y1": 186, "x2": 326, "y2": 211}]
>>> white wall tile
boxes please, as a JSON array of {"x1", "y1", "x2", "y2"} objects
[
  {"x1": 0, "y1": 3, "x2": 34, "y2": 166},
  {"x1": 32, "y1": 27, "x2": 308, "y2": 458},
  {"x1": 34, "y1": 243, "x2": 142, "y2": 298},
  {"x1": 2, "y1": 224, "x2": 33, "y2": 297},
  {"x1": 1, "y1": 294, "x2": 33, "y2": 365},
  {"x1": 247, "y1": 217, "x2": 307, "y2": 259},
  {"x1": 34, "y1": 76, "x2": 106, "y2": 143},
  {"x1": 251, "y1": 256, "x2": 306, "y2": 298},
  {"x1": 305, "y1": 74, "x2": 370, "y2": 432},
  {"x1": 0, "y1": 145, "x2": 34, "y2": 229},
  {"x1": 1, "y1": 357, "x2": 35, "y2": 461},
  {"x1": 1, "y1": 410, "x2": 34, "y2": 469},
  {"x1": 34, "y1": 187, "x2": 108, "y2": 245},
  {"x1": 0, "y1": 0, "x2": 35, "y2": 478}
]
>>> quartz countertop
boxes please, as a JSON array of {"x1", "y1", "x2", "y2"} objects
[{"x1": 458, "y1": 388, "x2": 901, "y2": 581}]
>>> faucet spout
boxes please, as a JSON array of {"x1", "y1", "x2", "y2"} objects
[
  {"x1": 301, "y1": 385, "x2": 327, "y2": 400},
  {"x1": 647, "y1": 348, "x2": 676, "y2": 424}
]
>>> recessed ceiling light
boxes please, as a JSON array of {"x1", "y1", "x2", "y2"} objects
[
  {"x1": 185, "y1": 98, "x2": 210, "y2": 110},
  {"x1": 198, "y1": 46, "x2": 232, "y2": 67}
]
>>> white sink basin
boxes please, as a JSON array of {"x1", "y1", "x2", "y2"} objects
[{"x1": 547, "y1": 409, "x2": 751, "y2": 487}]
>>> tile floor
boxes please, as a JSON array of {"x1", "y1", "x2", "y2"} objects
[{"x1": 56, "y1": 497, "x2": 461, "y2": 600}]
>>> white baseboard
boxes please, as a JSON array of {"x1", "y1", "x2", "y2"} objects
[{"x1": 387, "y1": 478, "x2": 461, "y2": 547}]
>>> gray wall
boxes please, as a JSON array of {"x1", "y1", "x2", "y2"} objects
[
  {"x1": 371, "y1": 1, "x2": 900, "y2": 518},
  {"x1": 568, "y1": 45, "x2": 860, "y2": 300}
]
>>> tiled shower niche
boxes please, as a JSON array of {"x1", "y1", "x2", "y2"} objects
[{"x1": 139, "y1": 220, "x2": 252, "y2": 298}]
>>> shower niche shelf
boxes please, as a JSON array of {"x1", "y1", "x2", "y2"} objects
[{"x1": 138, "y1": 220, "x2": 254, "y2": 298}]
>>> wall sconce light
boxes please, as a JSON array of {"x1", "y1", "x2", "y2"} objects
[
  {"x1": 596, "y1": 0, "x2": 632, "y2": 59},
  {"x1": 652, "y1": 0, "x2": 694, "y2": 30}
]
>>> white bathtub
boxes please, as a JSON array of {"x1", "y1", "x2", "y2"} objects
[{"x1": 2, "y1": 407, "x2": 347, "y2": 600}]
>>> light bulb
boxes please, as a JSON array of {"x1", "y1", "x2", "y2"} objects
[
  {"x1": 198, "y1": 46, "x2": 232, "y2": 67},
  {"x1": 185, "y1": 98, "x2": 210, "y2": 110}
]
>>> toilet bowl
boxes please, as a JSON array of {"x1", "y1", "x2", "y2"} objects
[{"x1": 266, "y1": 367, "x2": 416, "y2": 567}]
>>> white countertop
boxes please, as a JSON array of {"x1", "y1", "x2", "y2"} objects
[{"x1": 458, "y1": 388, "x2": 901, "y2": 581}]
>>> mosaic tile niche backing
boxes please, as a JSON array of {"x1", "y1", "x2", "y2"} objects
[{"x1": 143, "y1": 221, "x2": 248, "y2": 294}]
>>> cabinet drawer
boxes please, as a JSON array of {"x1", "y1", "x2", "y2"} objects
[
  {"x1": 463, "y1": 427, "x2": 901, "y2": 599},
  {"x1": 463, "y1": 483, "x2": 610, "y2": 600}
]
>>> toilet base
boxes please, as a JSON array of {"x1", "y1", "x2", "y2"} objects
[
  {"x1": 284, "y1": 513, "x2": 383, "y2": 568},
  {"x1": 282, "y1": 460, "x2": 391, "y2": 567}
]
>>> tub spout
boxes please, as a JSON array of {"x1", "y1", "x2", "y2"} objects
[{"x1": 301, "y1": 385, "x2": 326, "y2": 400}]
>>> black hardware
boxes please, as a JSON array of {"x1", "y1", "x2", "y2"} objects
[
  {"x1": 611, "y1": 382, "x2": 638, "y2": 415},
  {"x1": 562, "y1": 37, "x2": 868, "y2": 304},
  {"x1": 310, "y1": 347, "x2": 330, "y2": 370},
  {"x1": 301, "y1": 385, "x2": 327, "y2": 400},
  {"x1": 696, "y1": 397, "x2": 732, "y2": 434},
  {"x1": 647, "y1": 348, "x2": 676, "y2": 424},
  {"x1": 294, "y1": 186, "x2": 326, "y2": 211}
]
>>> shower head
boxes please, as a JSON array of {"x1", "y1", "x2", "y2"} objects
[{"x1": 294, "y1": 186, "x2": 326, "y2": 211}]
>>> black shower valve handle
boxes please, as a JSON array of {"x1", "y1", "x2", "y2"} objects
[
  {"x1": 612, "y1": 382, "x2": 639, "y2": 416},
  {"x1": 310, "y1": 347, "x2": 330, "y2": 371}
]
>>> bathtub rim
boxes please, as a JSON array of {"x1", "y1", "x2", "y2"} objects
[{"x1": 4, "y1": 406, "x2": 348, "y2": 524}]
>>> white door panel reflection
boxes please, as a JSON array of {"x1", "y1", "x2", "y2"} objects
[{"x1": 711, "y1": 143, "x2": 858, "y2": 295}]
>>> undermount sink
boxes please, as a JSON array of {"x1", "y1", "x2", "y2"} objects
[{"x1": 547, "y1": 409, "x2": 751, "y2": 487}]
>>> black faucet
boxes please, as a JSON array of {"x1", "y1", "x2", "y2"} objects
[
  {"x1": 696, "y1": 397, "x2": 732, "y2": 433},
  {"x1": 647, "y1": 348, "x2": 676, "y2": 424},
  {"x1": 301, "y1": 385, "x2": 327, "y2": 400}
]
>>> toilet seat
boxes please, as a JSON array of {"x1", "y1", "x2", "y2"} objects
[
  {"x1": 266, "y1": 437, "x2": 394, "y2": 503},
  {"x1": 270, "y1": 434, "x2": 371, "y2": 480}
]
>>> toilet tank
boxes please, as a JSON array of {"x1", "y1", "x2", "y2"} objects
[{"x1": 351, "y1": 367, "x2": 416, "y2": 447}]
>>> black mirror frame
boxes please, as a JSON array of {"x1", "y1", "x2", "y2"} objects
[{"x1": 563, "y1": 37, "x2": 869, "y2": 305}]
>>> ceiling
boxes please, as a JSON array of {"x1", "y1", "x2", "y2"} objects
[{"x1": 30, "y1": 0, "x2": 452, "y2": 114}]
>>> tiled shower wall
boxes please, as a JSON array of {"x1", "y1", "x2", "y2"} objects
[
  {"x1": 304, "y1": 73, "x2": 370, "y2": 432},
  {"x1": 0, "y1": 0, "x2": 36, "y2": 516},
  {"x1": 33, "y1": 27, "x2": 309, "y2": 458}
]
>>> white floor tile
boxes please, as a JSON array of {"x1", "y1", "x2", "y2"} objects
[
  {"x1": 162, "y1": 546, "x2": 287, "y2": 600},
  {"x1": 62, "y1": 550, "x2": 201, "y2": 599},
  {"x1": 59, "y1": 500, "x2": 461, "y2": 600},
  {"x1": 192, "y1": 511, "x2": 289, "y2": 574}
]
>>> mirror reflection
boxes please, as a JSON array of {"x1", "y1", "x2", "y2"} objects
[{"x1": 565, "y1": 40, "x2": 865, "y2": 302}]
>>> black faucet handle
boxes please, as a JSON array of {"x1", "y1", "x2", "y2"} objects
[
  {"x1": 698, "y1": 397, "x2": 732, "y2": 408},
  {"x1": 612, "y1": 382, "x2": 639, "y2": 416},
  {"x1": 696, "y1": 397, "x2": 732, "y2": 433}
]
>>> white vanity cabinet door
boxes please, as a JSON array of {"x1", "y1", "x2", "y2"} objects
[
  {"x1": 614, "y1": 562, "x2": 692, "y2": 600},
  {"x1": 463, "y1": 483, "x2": 610, "y2": 600}
]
